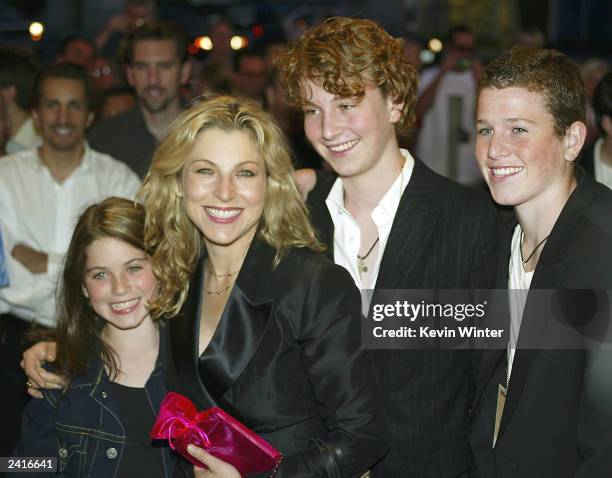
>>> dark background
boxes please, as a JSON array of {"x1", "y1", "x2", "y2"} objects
[{"x1": 0, "y1": 0, "x2": 610, "y2": 64}]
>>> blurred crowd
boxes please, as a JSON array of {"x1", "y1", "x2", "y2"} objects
[{"x1": 0, "y1": 0, "x2": 609, "y2": 179}]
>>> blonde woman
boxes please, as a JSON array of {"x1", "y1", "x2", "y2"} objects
[
  {"x1": 24, "y1": 96, "x2": 386, "y2": 476},
  {"x1": 143, "y1": 95, "x2": 386, "y2": 476}
]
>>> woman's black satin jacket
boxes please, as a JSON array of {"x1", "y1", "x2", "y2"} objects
[{"x1": 164, "y1": 238, "x2": 387, "y2": 477}]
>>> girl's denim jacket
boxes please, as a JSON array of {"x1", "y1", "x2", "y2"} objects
[{"x1": 12, "y1": 334, "x2": 174, "y2": 478}]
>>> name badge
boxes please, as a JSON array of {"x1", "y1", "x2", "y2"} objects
[{"x1": 493, "y1": 383, "x2": 506, "y2": 447}]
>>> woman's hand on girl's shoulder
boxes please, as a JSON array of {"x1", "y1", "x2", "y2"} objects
[{"x1": 21, "y1": 341, "x2": 65, "y2": 397}]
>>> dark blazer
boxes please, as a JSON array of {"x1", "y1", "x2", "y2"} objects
[
  {"x1": 469, "y1": 170, "x2": 612, "y2": 477},
  {"x1": 88, "y1": 107, "x2": 156, "y2": 178},
  {"x1": 307, "y1": 158, "x2": 499, "y2": 477},
  {"x1": 579, "y1": 143, "x2": 595, "y2": 178},
  {"x1": 164, "y1": 238, "x2": 387, "y2": 477}
]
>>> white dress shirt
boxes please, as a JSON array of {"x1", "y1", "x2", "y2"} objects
[
  {"x1": 416, "y1": 67, "x2": 481, "y2": 186},
  {"x1": 5, "y1": 117, "x2": 40, "y2": 155},
  {"x1": 508, "y1": 224, "x2": 534, "y2": 380},
  {"x1": 0, "y1": 144, "x2": 140, "y2": 326},
  {"x1": 325, "y1": 149, "x2": 414, "y2": 296},
  {"x1": 592, "y1": 138, "x2": 612, "y2": 191}
]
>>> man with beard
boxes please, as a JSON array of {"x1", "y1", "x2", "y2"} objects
[
  {"x1": 0, "y1": 63, "x2": 139, "y2": 455},
  {"x1": 88, "y1": 20, "x2": 191, "y2": 177}
]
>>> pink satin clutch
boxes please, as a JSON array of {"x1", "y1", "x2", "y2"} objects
[{"x1": 150, "y1": 392, "x2": 282, "y2": 476}]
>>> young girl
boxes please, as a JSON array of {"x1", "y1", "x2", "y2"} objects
[{"x1": 12, "y1": 197, "x2": 174, "y2": 477}]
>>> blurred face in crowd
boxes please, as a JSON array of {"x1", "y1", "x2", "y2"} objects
[
  {"x1": 101, "y1": 92, "x2": 136, "y2": 119},
  {"x1": 58, "y1": 39, "x2": 96, "y2": 68},
  {"x1": 89, "y1": 56, "x2": 119, "y2": 91},
  {"x1": 125, "y1": 3, "x2": 155, "y2": 29},
  {"x1": 126, "y1": 39, "x2": 190, "y2": 114},
  {"x1": 33, "y1": 77, "x2": 93, "y2": 154},
  {"x1": 264, "y1": 42, "x2": 286, "y2": 70},
  {"x1": 451, "y1": 31, "x2": 475, "y2": 53},
  {"x1": 209, "y1": 20, "x2": 233, "y2": 56},
  {"x1": 449, "y1": 31, "x2": 476, "y2": 71},
  {"x1": 235, "y1": 55, "x2": 268, "y2": 100}
]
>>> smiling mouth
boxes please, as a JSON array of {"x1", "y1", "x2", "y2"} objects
[
  {"x1": 491, "y1": 166, "x2": 524, "y2": 177},
  {"x1": 110, "y1": 298, "x2": 139, "y2": 311},
  {"x1": 205, "y1": 207, "x2": 241, "y2": 219},
  {"x1": 146, "y1": 87, "x2": 165, "y2": 98},
  {"x1": 328, "y1": 138, "x2": 360, "y2": 153},
  {"x1": 53, "y1": 126, "x2": 74, "y2": 136}
]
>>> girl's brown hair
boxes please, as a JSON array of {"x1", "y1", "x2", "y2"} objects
[{"x1": 55, "y1": 197, "x2": 149, "y2": 382}]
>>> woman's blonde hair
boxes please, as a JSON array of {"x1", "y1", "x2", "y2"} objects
[{"x1": 139, "y1": 95, "x2": 323, "y2": 319}]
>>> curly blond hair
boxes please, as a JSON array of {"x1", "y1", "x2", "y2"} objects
[
  {"x1": 138, "y1": 95, "x2": 324, "y2": 319},
  {"x1": 278, "y1": 16, "x2": 419, "y2": 130}
]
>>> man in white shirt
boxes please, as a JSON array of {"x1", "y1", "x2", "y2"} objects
[
  {"x1": 280, "y1": 17, "x2": 497, "y2": 477},
  {"x1": 0, "y1": 62, "x2": 139, "y2": 456},
  {"x1": 415, "y1": 26, "x2": 483, "y2": 186}
]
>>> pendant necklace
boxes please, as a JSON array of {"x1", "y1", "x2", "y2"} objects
[
  {"x1": 355, "y1": 157, "x2": 405, "y2": 276},
  {"x1": 205, "y1": 261, "x2": 239, "y2": 295},
  {"x1": 357, "y1": 237, "x2": 380, "y2": 274},
  {"x1": 520, "y1": 230, "x2": 550, "y2": 265}
]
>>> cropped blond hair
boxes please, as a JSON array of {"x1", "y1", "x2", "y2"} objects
[{"x1": 139, "y1": 95, "x2": 323, "y2": 318}]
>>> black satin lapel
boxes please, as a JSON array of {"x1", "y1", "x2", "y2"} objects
[
  {"x1": 499, "y1": 257, "x2": 571, "y2": 435},
  {"x1": 375, "y1": 160, "x2": 443, "y2": 291},
  {"x1": 307, "y1": 202, "x2": 333, "y2": 261},
  {"x1": 308, "y1": 201, "x2": 334, "y2": 262},
  {"x1": 318, "y1": 213, "x2": 334, "y2": 262},
  {"x1": 198, "y1": 285, "x2": 273, "y2": 399},
  {"x1": 169, "y1": 257, "x2": 216, "y2": 408},
  {"x1": 306, "y1": 170, "x2": 336, "y2": 261}
]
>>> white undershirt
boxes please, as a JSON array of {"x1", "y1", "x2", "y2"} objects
[
  {"x1": 592, "y1": 138, "x2": 612, "y2": 190},
  {"x1": 325, "y1": 149, "x2": 415, "y2": 294},
  {"x1": 507, "y1": 224, "x2": 534, "y2": 379}
]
